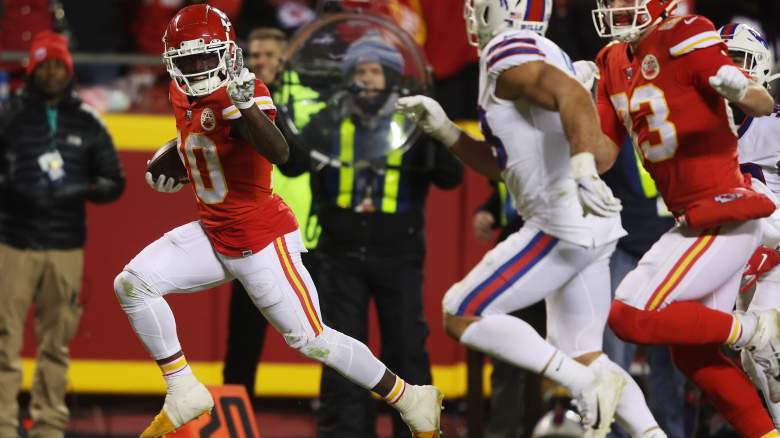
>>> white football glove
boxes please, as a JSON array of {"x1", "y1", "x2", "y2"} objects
[
  {"x1": 709, "y1": 65, "x2": 749, "y2": 102},
  {"x1": 570, "y1": 152, "x2": 622, "y2": 217},
  {"x1": 145, "y1": 171, "x2": 183, "y2": 193},
  {"x1": 395, "y1": 95, "x2": 461, "y2": 147},
  {"x1": 226, "y1": 52, "x2": 256, "y2": 110},
  {"x1": 572, "y1": 60, "x2": 600, "y2": 92}
]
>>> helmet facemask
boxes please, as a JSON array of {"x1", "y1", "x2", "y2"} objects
[
  {"x1": 722, "y1": 24, "x2": 778, "y2": 90},
  {"x1": 464, "y1": 0, "x2": 481, "y2": 49},
  {"x1": 164, "y1": 38, "x2": 238, "y2": 97},
  {"x1": 592, "y1": 0, "x2": 678, "y2": 43}
]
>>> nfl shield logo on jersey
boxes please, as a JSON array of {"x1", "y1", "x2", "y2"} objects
[
  {"x1": 641, "y1": 54, "x2": 660, "y2": 80},
  {"x1": 201, "y1": 108, "x2": 216, "y2": 132}
]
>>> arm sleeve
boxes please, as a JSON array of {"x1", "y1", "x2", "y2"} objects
[
  {"x1": 222, "y1": 79, "x2": 278, "y2": 121},
  {"x1": 86, "y1": 119, "x2": 125, "y2": 204}
]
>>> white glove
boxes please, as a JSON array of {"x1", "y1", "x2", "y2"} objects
[
  {"x1": 570, "y1": 152, "x2": 622, "y2": 217},
  {"x1": 145, "y1": 171, "x2": 183, "y2": 193},
  {"x1": 395, "y1": 95, "x2": 461, "y2": 147},
  {"x1": 709, "y1": 65, "x2": 749, "y2": 102},
  {"x1": 572, "y1": 60, "x2": 599, "y2": 92},
  {"x1": 226, "y1": 52, "x2": 256, "y2": 110}
]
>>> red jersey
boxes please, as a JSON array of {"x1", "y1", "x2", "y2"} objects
[
  {"x1": 169, "y1": 80, "x2": 297, "y2": 257},
  {"x1": 596, "y1": 15, "x2": 745, "y2": 213}
]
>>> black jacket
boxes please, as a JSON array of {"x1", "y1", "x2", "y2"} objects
[
  {"x1": 282, "y1": 104, "x2": 463, "y2": 257},
  {"x1": 0, "y1": 85, "x2": 125, "y2": 250}
]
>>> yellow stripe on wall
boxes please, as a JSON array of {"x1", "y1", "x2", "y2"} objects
[
  {"x1": 21, "y1": 360, "x2": 493, "y2": 398},
  {"x1": 102, "y1": 115, "x2": 483, "y2": 153},
  {"x1": 103, "y1": 114, "x2": 177, "y2": 151}
]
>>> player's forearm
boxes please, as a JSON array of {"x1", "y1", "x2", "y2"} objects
[
  {"x1": 237, "y1": 105, "x2": 289, "y2": 164},
  {"x1": 736, "y1": 84, "x2": 775, "y2": 117},
  {"x1": 449, "y1": 133, "x2": 503, "y2": 181},
  {"x1": 558, "y1": 86, "x2": 617, "y2": 173}
]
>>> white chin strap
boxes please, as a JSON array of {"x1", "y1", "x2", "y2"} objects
[{"x1": 189, "y1": 76, "x2": 223, "y2": 95}]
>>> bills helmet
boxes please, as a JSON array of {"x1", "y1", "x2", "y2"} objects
[
  {"x1": 719, "y1": 23, "x2": 778, "y2": 89},
  {"x1": 464, "y1": 0, "x2": 553, "y2": 51}
]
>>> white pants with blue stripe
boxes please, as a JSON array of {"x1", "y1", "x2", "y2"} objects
[{"x1": 443, "y1": 224, "x2": 616, "y2": 357}]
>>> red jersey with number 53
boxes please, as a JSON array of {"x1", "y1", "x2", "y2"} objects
[
  {"x1": 169, "y1": 80, "x2": 297, "y2": 257},
  {"x1": 596, "y1": 15, "x2": 746, "y2": 213}
]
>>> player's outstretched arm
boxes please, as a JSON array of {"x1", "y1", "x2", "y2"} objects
[
  {"x1": 495, "y1": 61, "x2": 617, "y2": 172},
  {"x1": 396, "y1": 96, "x2": 502, "y2": 181},
  {"x1": 225, "y1": 59, "x2": 289, "y2": 164},
  {"x1": 709, "y1": 65, "x2": 774, "y2": 117}
]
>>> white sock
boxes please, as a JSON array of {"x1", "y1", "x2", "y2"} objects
[
  {"x1": 591, "y1": 355, "x2": 659, "y2": 436},
  {"x1": 296, "y1": 327, "x2": 387, "y2": 390},
  {"x1": 460, "y1": 314, "x2": 594, "y2": 393},
  {"x1": 730, "y1": 311, "x2": 759, "y2": 348}
]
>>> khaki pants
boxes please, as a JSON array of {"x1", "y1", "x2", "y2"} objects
[{"x1": 0, "y1": 243, "x2": 83, "y2": 438}]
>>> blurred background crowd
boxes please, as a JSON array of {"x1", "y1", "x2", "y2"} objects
[{"x1": 1, "y1": 0, "x2": 777, "y2": 115}]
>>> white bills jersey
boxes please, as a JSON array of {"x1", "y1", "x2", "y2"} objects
[
  {"x1": 739, "y1": 107, "x2": 780, "y2": 196},
  {"x1": 477, "y1": 29, "x2": 625, "y2": 247},
  {"x1": 738, "y1": 107, "x2": 780, "y2": 247}
]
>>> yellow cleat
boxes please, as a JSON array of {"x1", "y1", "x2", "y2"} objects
[
  {"x1": 139, "y1": 408, "x2": 211, "y2": 438},
  {"x1": 140, "y1": 410, "x2": 177, "y2": 438},
  {"x1": 396, "y1": 385, "x2": 444, "y2": 438},
  {"x1": 139, "y1": 379, "x2": 214, "y2": 438}
]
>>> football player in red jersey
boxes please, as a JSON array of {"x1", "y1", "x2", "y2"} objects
[
  {"x1": 590, "y1": 0, "x2": 778, "y2": 436},
  {"x1": 112, "y1": 5, "x2": 443, "y2": 438}
]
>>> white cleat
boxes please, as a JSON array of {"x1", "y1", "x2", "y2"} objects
[
  {"x1": 744, "y1": 309, "x2": 780, "y2": 351},
  {"x1": 393, "y1": 384, "x2": 444, "y2": 438},
  {"x1": 751, "y1": 340, "x2": 780, "y2": 403},
  {"x1": 573, "y1": 367, "x2": 626, "y2": 438},
  {"x1": 140, "y1": 379, "x2": 214, "y2": 438}
]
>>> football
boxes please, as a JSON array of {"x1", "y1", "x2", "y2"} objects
[{"x1": 146, "y1": 138, "x2": 189, "y2": 184}]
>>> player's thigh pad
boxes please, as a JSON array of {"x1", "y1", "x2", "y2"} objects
[
  {"x1": 119, "y1": 221, "x2": 232, "y2": 297},
  {"x1": 220, "y1": 230, "x2": 324, "y2": 348},
  {"x1": 615, "y1": 220, "x2": 761, "y2": 311},
  {"x1": 546, "y1": 243, "x2": 615, "y2": 357},
  {"x1": 443, "y1": 226, "x2": 601, "y2": 317}
]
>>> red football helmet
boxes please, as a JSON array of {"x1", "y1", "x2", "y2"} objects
[{"x1": 162, "y1": 4, "x2": 239, "y2": 97}]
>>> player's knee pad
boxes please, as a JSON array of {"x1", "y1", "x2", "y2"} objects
[
  {"x1": 113, "y1": 270, "x2": 158, "y2": 311},
  {"x1": 286, "y1": 326, "x2": 344, "y2": 367}
]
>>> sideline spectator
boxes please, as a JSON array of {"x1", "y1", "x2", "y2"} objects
[
  {"x1": 0, "y1": 31, "x2": 124, "y2": 438},
  {"x1": 283, "y1": 34, "x2": 463, "y2": 438}
]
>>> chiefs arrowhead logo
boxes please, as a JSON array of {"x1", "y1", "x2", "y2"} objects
[
  {"x1": 200, "y1": 108, "x2": 216, "y2": 132},
  {"x1": 641, "y1": 54, "x2": 660, "y2": 80}
]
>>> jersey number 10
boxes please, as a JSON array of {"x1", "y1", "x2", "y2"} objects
[
  {"x1": 181, "y1": 134, "x2": 228, "y2": 204},
  {"x1": 610, "y1": 84, "x2": 679, "y2": 163}
]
